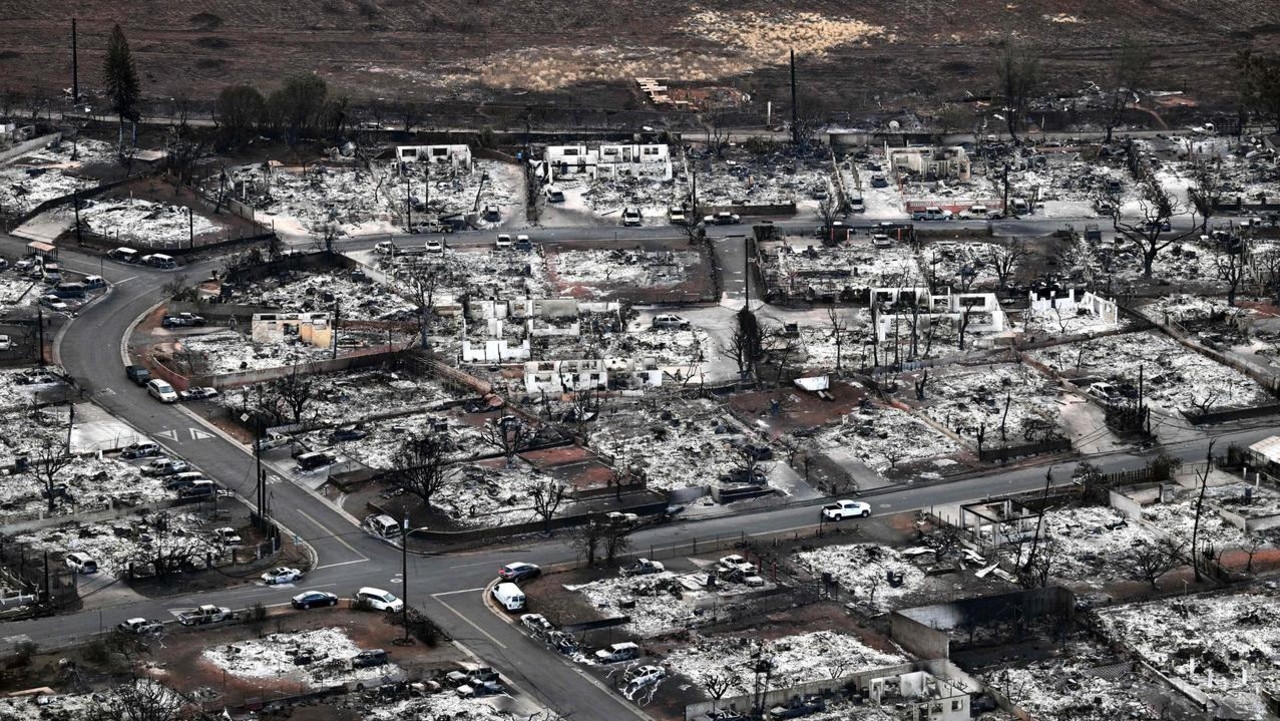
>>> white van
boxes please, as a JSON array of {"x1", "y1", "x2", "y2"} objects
[
  {"x1": 492, "y1": 582, "x2": 526, "y2": 611},
  {"x1": 108, "y1": 247, "x2": 138, "y2": 263},
  {"x1": 65, "y1": 552, "x2": 98, "y2": 574},
  {"x1": 146, "y1": 379, "x2": 178, "y2": 403},
  {"x1": 364, "y1": 514, "x2": 402, "y2": 539},
  {"x1": 143, "y1": 253, "x2": 176, "y2": 269}
]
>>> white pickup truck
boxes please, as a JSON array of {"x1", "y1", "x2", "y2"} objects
[{"x1": 178, "y1": 604, "x2": 233, "y2": 626}]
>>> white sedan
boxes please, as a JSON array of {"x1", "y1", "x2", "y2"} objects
[{"x1": 261, "y1": 567, "x2": 304, "y2": 585}]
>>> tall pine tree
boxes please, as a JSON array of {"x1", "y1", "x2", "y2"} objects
[{"x1": 103, "y1": 24, "x2": 140, "y2": 148}]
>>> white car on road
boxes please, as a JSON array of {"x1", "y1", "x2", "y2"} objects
[
  {"x1": 821, "y1": 499, "x2": 871, "y2": 520},
  {"x1": 261, "y1": 567, "x2": 303, "y2": 585}
]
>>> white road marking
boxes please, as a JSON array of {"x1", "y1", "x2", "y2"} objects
[
  {"x1": 433, "y1": 595, "x2": 507, "y2": 650},
  {"x1": 314, "y1": 559, "x2": 368, "y2": 570},
  {"x1": 296, "y1": 509, "x2": 368, "y2": 562},
  {"x1": 431, "y1": 587, "x2": 488, "y2": 596},
  {"x1": 155, "y1": 429, "x2": 180, "y2": 441},
  {"x1": 189, "y1": 428, "x2": 213, "y2": 440}
]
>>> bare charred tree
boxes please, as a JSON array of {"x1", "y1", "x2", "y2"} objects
[
  {"x1": 974, "y1": 422, "x2": 987, "y2": 457},
  {"x1": 913, "y1": 370, "x2": 929, "y2": 401},
  {"x1": 480, "y1": 415, "x2": 535, "y2": 466},
  {"x1": 572, "y1": 518, "x2": 606, "y2": 566},
  {"x1": 530, "y1": 481, "x2": 567, "y2": 534},
  {"x1": 992, "y1": 239, "x2": 1030, "y2": 293},
  {"x1": 388, "y1": 434, "x2": 454, "y2": 511},
  {"x1": 131, "y1": 512, "x2": 200, "y2": 582},
  {"x1": 1127, "y1": 538, "x2": 1184, "y2": 590},
  {"x1": 1214, "y1": 244, "x2": 1248, "y2": 307},
  {"x1": 957, "y1": 305, "x2": 974, "y2": 351},
  {"x1": 269, "y1": 367, "x2": 315, "y2": 424},
  {"x1": 1017, "y1": 467, "x2": 1054, "y2": 588},
  {"x1": 87, "y1": 679, "x2": 184, "y2": 721},
  {"x1": 566, "y1": 387, "x2": 605, "y2": 444},
  {"x1": 1236, "y1": 50, "x2": 1280, "y2": 133},
  {"x1": 995, "y1": 39, "x2": 1042, "y2": 144},
  {"x1": 1190, "y1": 442, "x2": 1214, "y2": 583},
  {"x1": 1241, "y1": 533, "x2": 1270, "y2": 574},
  {"x1": 28, "y1": 440, "x2": 73, "y2": 514},
  {"x1": 720, "y1": 307, "x2": 764, "y2": 381},
  {"x1": 1108, "y1": 174, "x2": 1199, "y2": 278},
  {"x1": 1103, "y1": 36, "x2": 1152, "y2": 144},
  {"x1": 406, "y1": 260, "x2": 451, "y2": 350},
  {"x1": 827, "y1": 306, "x2": 849, "y2": 374},
  {"x1": 701, "y1": 111, "x2": 729, "y2": 158},
  {"x1": 700, "y1": 671, "x2": 739, "y2": 711},
  {"x1": 1187, "y1": 159, "x2": 1225, "y2": 233},
  {"x1": 603, "y1": 519, "x2": 633, "y2": 563}
]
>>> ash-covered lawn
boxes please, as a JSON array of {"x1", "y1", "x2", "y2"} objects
[
  {"x1": 666, "y1": 630, "x2": 905, "y2": 692},
  {"x1": 203, "y1": 627, "x2": 402, "y2": 688},
  {"x1": 1096, "y1": 591, "x2": 1280, "y2": 718}
]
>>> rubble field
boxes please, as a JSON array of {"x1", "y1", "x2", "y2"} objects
[
  {"x1": 687, "y1": 149, "x2": 834, "y2": 213},
  {"x1": 763, "y1": 239, "x2": 923, "y2": 297},
  {"x1": 202, "y1": 627, "x2": 403, "y2": 688},
  {"x1": 792, "y1": 543, "x2": 927, "y2": 612},
  {"x1": 545, "y1": 247, "x2": 712, "y2": 302},
  {"x1": 1013, "y1": 505, "x2": 1169, "y2": 587},
  {"x1": 566, "y1": 568, "x2": 776, "y2": 639},
  {"x1": 904, "y1": 364, "x2": 1062, "y2": 449},
  {"x1": 974, "y1": 638, "x2": 1192, "y2": 721},
  {"x1": 228, "y1": 270, "x2": 414, "y2": 322},
  {"x1": 0, "y1": 455, "x2": 175, "y2": 520},
  {"x1": 219, "y1": 159, "x2": 520, "y2": 237},
  {"x1": 219, "y1": 368, "x2": 459, "y2": 429},
  {"x1": 0, "y1": 138, "x2": 115, "y2": 216},
  {"x1": 52, "y1": 196, "x2": 221, "y2": 246},
  {"x1": 1030, "y1": 331, "x2": 1272, "y2": 413},
  {"x1": 813, "y1": 404, "x2": 961, "y2": 475},
  {"x1": 590, "y1": 399, "x2": 759, "y2": 493},
  {"x1": 12, "y1": 509, "x2": 217, "y2": 577},
  {"x1": 665, "y1": 630, "x2": 905, "y2": 693},
  {"x1": 1096, "y1": 591, "x2": 1280, "y2": 719},
  {"x1": 166, "y1": 327, "x2": 396, "y2": 376}
]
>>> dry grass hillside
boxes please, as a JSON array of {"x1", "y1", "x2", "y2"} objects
[{"x1": 1, "y1": 0, "x2": 1279, "y2": 114}]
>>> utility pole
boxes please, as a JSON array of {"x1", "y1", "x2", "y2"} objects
[
  {"x1": 331, "y1": 300, "x2": 340, "y2": 360},
  {"x1": 71, "y1": 19, "x2": 79, "y2": 104},
  {"x1": 36, "y1": 306, "x2": 45, "y2": 367},
  {"x1": 790, "y1": 49, "x2": 799, "y2": 147},
  {"x1": 404, "y1": 172, "x2": 411, "y2": 232},
  {"x1": 73, "y1": 191, "x2": 81, "y2": 244},
  {"x1": 401, "y1": 513, "x2": 410, "y2": 641},
  {"x1": 188, "y1": 207, "x2": 194, "y2": 249},
  {"x1": 65, "y1": 403, "x2": 74, "y2": 453}
]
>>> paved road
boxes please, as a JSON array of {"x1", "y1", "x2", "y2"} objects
[{"x1": 2, "y1": 230, "x2": 1273, "y2": 717}]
